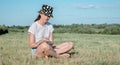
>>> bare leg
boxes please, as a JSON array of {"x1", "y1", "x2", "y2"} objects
[
  {"x1": 35, "y1": 42, "x2": 48, "y2": 58},
  {"x1": 35, "y1": 42, "x2": 57, "y2": 58},
  {"x1": 54, "y1": 42, "x2": 74, "y2": 54}
]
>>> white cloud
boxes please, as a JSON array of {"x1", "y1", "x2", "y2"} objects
[{"x1": 74, "y1": 4, "x2": 96, "y2": 9}]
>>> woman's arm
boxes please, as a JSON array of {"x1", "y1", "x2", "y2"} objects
[
  {"x1": 49, "y1": 32, "x2": 54, "y2": 44},
  {"x1": 29, "y1": 33, "x2": 39, "y2": 48}
]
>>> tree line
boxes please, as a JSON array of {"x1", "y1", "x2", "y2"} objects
[
  {"x1": 53, "y1": 24, "x2": 120, "y2": 34},
  {"x1": 0, "y1": 24, "x2": 120, "y2": 35}
]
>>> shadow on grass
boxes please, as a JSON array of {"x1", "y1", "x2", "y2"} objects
[{"x1": 69, "y1": 51, "x2": 79, "y2": 55}]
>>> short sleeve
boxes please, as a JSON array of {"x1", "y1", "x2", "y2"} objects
[
  {"x1": 28, "y1": 23, "x2": 36, "y2": 35},
  {"x1": 49, "y1": 25, "x2": 54, "y2": 32}
]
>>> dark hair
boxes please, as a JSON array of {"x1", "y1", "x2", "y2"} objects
[{"x1": 34, "y1": 15, "x2": 41, "y2": 22}]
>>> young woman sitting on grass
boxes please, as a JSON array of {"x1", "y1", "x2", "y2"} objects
[{"x1": 28, "y1": 4, "x2": 74, "y2": 58}]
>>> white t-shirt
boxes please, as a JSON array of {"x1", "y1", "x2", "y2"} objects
[
  {"x1": 28, "y1": 21, "x2": 54, "y2": 43},
  {"x1": 28, "y1": 21, "x2": 54, "y2": 54}
]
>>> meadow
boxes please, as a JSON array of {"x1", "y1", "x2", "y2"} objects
[{"x1": 0, "y1": 32, "x2": 120, "y2": 65}]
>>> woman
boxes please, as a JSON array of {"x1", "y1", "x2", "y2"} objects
[{"x1": 28, "y1": 4, "x2": 74, "y2": 58}]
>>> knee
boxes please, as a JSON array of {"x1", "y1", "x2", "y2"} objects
[
  {"x1": 66, "y1": 42, "x2": 74, "y2": 49},
  {"x1": 39, "y1": 42, "x2": 51, "y2": 50},
  {"x1": 69, "y1": 42, "x2": 74, "y2": 49}
]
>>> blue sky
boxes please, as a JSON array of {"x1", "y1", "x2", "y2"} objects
[{"x1": 0, "y1": 0, "x2": 120, "y2": 26}]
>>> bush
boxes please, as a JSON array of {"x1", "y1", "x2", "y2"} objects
[
  {"x1": 103, "y1": 25, "x2": 120, "y2": 34},
  {"x1": 0, "y1": 25, "x2": 8, "y2": 35}
]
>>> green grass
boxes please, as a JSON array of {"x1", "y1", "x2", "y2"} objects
[{"x1": 0, "y1": 32, "x2": 120, "y2": 65}]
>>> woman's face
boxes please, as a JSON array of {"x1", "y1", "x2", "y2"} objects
[{"x1": 40, "y1": 13, "x2": 50, "y2": 23}]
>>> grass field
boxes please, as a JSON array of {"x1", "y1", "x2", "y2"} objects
[{"x1": 0, "y1": 32, "x2": 120, "y2": 65}]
